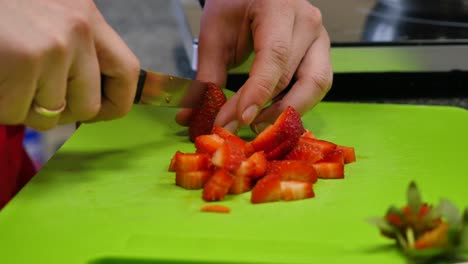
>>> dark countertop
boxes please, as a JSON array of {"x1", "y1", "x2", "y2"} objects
[{"x1": 95, "y1": 0, "x2": 467, "y2": 110}]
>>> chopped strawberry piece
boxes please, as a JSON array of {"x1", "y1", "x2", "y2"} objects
[
  {"x1": 171, "y1": 151, "x2": 211, "y2": 172},
  {"x1": 211, "y1": 126, "x2": 240, "y2": 140},
  {"x1": 301, "y1": 129, "x2": 316, "y2": 139},
  {"x1": 302, "y1": 138, "x2": 337, "y2": 154},
  {"x1": 202, "y1": 169, "x2": 234, "y2": 201},
  {"x1": 189, "y1": 83, "x2": 227, "y2": 142},
  {"x1": 250, "y1": 106, "x2": 305, "y2": 160},
  {"x1": 336, "y1": 145, "x2": 356, "y2": 164},
  {"x1": 285, "y1": 138, "x2": 337, "y2": 163},
  {"x1": 229, "y1": 173, "x2": 253, "y2": 194},
  {"x1": 212, "y1": 140, "x2": 246, "y2": 172},
  {"x1": 312, "y1": 162, "x2": 344, "y2": 179},
  {"x1": 267, "y1": 160, "x2": 318, "y2": 183},
  {"x1": 230, "y1": 152, "x2": 268, "y2": 194},
  {"x1": 251, "y1": 174, "x2": 282, "y2": 204},
  {"x1": 284, "y1": 141, "x2": 322, "y2": 163},
  {"x1": 200, "y1": 204, "x2": 231, "y2": 214},
  {"x1": 321, "y1": 150, "x2": 345, "y2": 164},
  {"x1": 212, "y1": 126, "x2": 253, "y2": 156},
  {"x1": 235, "y1": 151, "x2": 267, "y2": 180},
  {"x1": 176, "y1": 170, "x2": 212, "y2": 189},
  {"x1": 195, "y1": 134, "x2": 225, "y2": 155},
  {"x1": 280, "y1": 181, "x2": 315, "y2": 201}
]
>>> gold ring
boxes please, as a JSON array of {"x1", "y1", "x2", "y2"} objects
[{"x1": 32, "y1": 101, "x2": 66, "y2": 117}]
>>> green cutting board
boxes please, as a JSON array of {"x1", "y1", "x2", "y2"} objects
[{"x1": 0, "y1": 102, "x2": 467, "y2": 264}]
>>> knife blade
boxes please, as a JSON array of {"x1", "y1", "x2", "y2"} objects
[
  {"x1": 103, "y1": 70, "x2": 293, "y2": 109},
  {"x1": 102, "y1": 70, "x2": 233, "y2": 108},
  {"x1": 135, "y1": 69, "x2": 215, "y2": 108}
]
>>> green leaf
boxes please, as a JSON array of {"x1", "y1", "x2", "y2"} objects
[
  {"x1": 387, "y1": 205, "x2": 402, "y2": 216},
  {"x1": 436, "y1": 199, "x2": 461, "y2": 226},
  {"x1": 396, "y1": 232, "x2": 409, "y2": 250},
  {"x1": 367, "y1": 217, "x2": 397, "y2": 234},
  {"x1": 447, "y1": 227, "x2": 462, "y2": 246},
  {"x1": 461, "y1": 222, "x2": 468, "y2": 252},
  {"x1": 463, "y1": 207, "x2": 468, "y2": 225},
  {"x1": 406, "y1": 247, "x2": 447, "y2": 259},
  {"x1": 407, "y1": 181, "x2": 423, "y2": 215},
  {"x1": 422, "y1": 206, "x2": 441, "y2": 222}
]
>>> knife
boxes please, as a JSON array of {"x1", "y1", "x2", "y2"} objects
[
  {"x1": 103, "y1": 69, "x2": 292, "y2": 108},
  {"x1": 102, "y1": 70, "x2": 235, "y2": 108}
]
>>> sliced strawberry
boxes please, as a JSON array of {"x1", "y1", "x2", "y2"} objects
[
  {"x1": 195, "y1": 134, "x2": 224, "y2": 155},
  {"x1": 171, "y1": 151, "x2": 211, "y2": 172},
  {"x1": 176, "y1": 170, "x2": 212, "y2": 189},
  {"x1": 229, "y1": 152, "x2": 268, "y2": 194},
  {"x1": 202, "y1": 169, "x2": 234, "y2": 201},
  {"x1": 285, "y1": 138, "x2": 337, "y2": 163},
  {"x1": 284, "y1": 141, "x2": 321, "y2": 163},
  {"x1": 267, "y1": 160, "x2": 318, "y2": 183},
  {"x1": 312, "y1": 162, "x2": 344, "y2": 179},
  {"x1": 211, "y1": 140, "x2": 246, "y2": 172},
  {"x1": 336, "y1": 145, "x2": 356, "y2": 164},
  {"x1": 321, "y1": 150, "x2": 345, "y2": 164},
  {"x1": 301, "y1": 129, "x2": 316, "y2": 139},
  {"x1": 280, "y1": 181, "x2": 315, "y2": 201},
  {"x1": 229, "y1": 173, "x2": 253, "y2": 194},
  {"x1": 212, "y1": 126, "x2": 253, "y2": 156},
  {"x1": 302, "y1": 138, "x2": 337, "y2": 154},
  {"x1": 251, "y1": 174, "x2": 282, "y2": 204},
  {"x1": 235, "y1": 151, "x2": 267, "y2": 180},
  {"x1": 250, "y1": 106, "x2": 305, "y2": 160},
  {"x1": 200, "y1": 204, "x2": 231, "y2": 214},
  {"x1": 189, "y1": 83, "x2": 227, "y2": 142}
]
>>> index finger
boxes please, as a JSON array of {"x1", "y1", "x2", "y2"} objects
[
  {"x1": 87, "y1": 13, "x2": 140, "y2": 122},
  {"x1": 235, "y1": 1, "x2": 295, "y2": 126}
]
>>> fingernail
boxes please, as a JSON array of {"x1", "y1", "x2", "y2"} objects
[
  {"x1": 253, "y1": 122, "x2": 271, "y2": 134},
  {"x1": 223, "y1": 120, "x2": 239, "y2": 134},
  {"x1": 242, "y1": 105, "x2": 259, "y2": 124}
]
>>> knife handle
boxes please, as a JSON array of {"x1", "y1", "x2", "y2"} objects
[
  {"x1": 134, "y1": 69, "x2": 147, "y2": 104},
  {"x1": 101, "y1": 69, "x2": 147, "y2": 104}
]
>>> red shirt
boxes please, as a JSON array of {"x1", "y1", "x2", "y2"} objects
[{"x1": 0, "y1": 125, "x2": 36, "y2": 209}]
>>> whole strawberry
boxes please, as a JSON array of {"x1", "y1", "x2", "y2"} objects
[{"x1": 188, "y1": 83, "x2": 227, "y2": 142}]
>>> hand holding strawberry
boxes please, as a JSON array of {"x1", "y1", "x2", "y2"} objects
[{"x1": 176, "y1": 0, "x2": 333, "y2": 135}]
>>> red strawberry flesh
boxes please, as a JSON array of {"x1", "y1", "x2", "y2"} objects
[
  {"x1": 202, "y1": 169, "x2": 234, "y2": 201},
  {"x1": 250, "y1": 106, "x2": 305, "y2": 160},
  {"x1": 189, "y1": 83, "x2": 227, "y2": 142},
  {"x1": 251, "y1": 174, "x2": 282, "y2": 204},
  {"x1": 280, "y1": 181, "x2": 315, "y2": 201},
  {"x1": 176, "y1": 170, "x2": 212, "y2": 190},
  {"x1": 267, "y1": 160, "x2": 318, "y2": 183}
]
